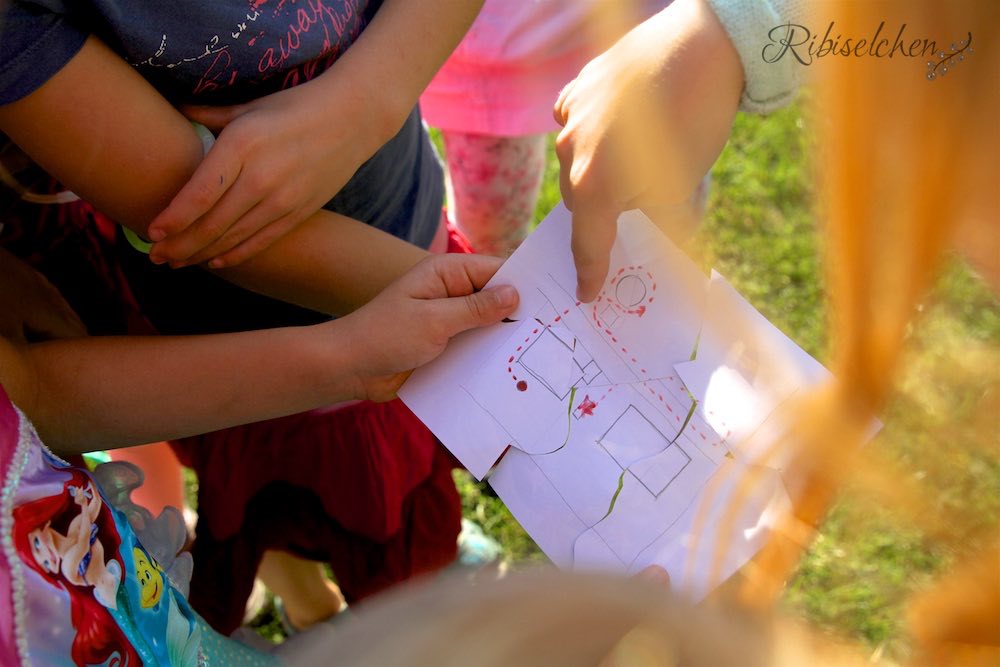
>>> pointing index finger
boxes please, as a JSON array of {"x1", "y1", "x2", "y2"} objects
[{"x1": 571, "y1": 201, "x2": 619, "y2": 303}]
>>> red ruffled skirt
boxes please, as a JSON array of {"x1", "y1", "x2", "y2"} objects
[{"x1": 171, "y1": 400, "x2": 461, "y2": 634}]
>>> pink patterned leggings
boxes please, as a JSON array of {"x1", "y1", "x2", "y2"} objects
[{"x1": 441, "y1": 131, "x2": 547, "y2": 256}]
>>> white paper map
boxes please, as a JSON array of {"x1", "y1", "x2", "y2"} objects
[{"x1": 400, "y1": 204, "x2": 832, "y2": 599}]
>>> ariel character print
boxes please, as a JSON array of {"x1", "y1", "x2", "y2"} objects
[{"x1": 12, "y1": 467, "x2": 140, "y2": 666}]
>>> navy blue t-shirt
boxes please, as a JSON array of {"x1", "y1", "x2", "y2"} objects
[
  {"x1": 1, "y1": 0, "x2": 377, "y2": 106},
  {"x1": 0, "y1": 0, "x2": 444, "y2": 332}
]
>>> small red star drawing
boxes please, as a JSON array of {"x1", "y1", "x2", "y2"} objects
[{"x1": 577, "y1": 395, "x2": 597, "y2": 417}]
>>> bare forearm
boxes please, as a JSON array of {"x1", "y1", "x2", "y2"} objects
[
  {"x1": 645, "y1": 0, "x2": 744, "y2": 195},
  {"x1": 0, "y1": 38, "x2": 203, "y2": 231},
  {"x1": 335, "y1": 0, "x2": 485, "y2": 139},
  {"x1": 10, "y1": 323, "x2": 360, "y2": 454},
  {"x1": 218, "y1": 213, "x2": 428, "y2": 314}
]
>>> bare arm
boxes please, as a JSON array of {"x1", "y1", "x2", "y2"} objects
[
  {"x1": 0, "y1": 36, "x2": 426, "y2": 315},
  {"x1": 0, "y1": 253, "x2": 517, "y2": 454},
  {"x1": 1, "y1": 320, "x2": 359, "y2": 452},
  {"x1": 61, "y1": 531, "x2": 92, "y2": 586},
  {"x1": 215, "y1": 214, "x2": 427, "y2": 314}
]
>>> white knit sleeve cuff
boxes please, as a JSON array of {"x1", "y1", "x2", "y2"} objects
[{"x1": 706, "y1": 0, "x2": 806, "y2": 114}]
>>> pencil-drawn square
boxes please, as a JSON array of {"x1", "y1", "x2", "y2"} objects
[
  {"x1": 630, "y1": 445, "x2": 691, "y2": 496},
  {"x1": 518, "y1": 328, "x2": 584, "y2": 400},
  {"x1": 599, "y1": 405, "x2": 670, "y2": 469}
]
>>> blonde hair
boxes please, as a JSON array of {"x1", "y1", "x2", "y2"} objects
[
  {"x1": 727, "y1": 2, "x2": 999, "y2": 665},
  {"x1": 279, "y1": 570, "x2": 870, "y2": 667}
]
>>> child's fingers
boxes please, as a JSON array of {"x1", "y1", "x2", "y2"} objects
[
  {"x1": 175, "y1": 188, "x2": 302, "y2": 267},
  {"x1": 428, "y1": 285, "x2": 519, "y2": 337},
  {"x1": 150, "y1": 177, "x2": 263, "y2": 265},
  {"x1": 634, "y1": 565, "x2": 671, "y2": 589},
  {"x1": 555, "y1": 129, "x2": 575, "y2": 210},
  {"x1": 553, "y1": 79, "x2": 575, "y2": 127},
  {"x1": 555, "y1": 129, "x2": 617, "y2": 301},
  {"x1": 461, "y1": 255, "x2": 507, "y2": 290},
  {"x1": 401, "y1": 254, "x2": 505, "y2": 301},
  {"x1": 206, "y1": 210, "x2": 306, "y2": 269},
  {"x1": 147, "y1": 145, "x2": 243, "y2": 242},
  {"x1": 571, "y1": 200, "x2": 618, "y2": 303}
]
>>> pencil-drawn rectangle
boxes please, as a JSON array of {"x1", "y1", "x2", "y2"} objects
[
  {"x1": 631, "y1": 445, "x2": 691, "y2": 496},
  {"x1": 518, "y1": 328, "x2": 584, "y2": 400},
  {"x1": 599, "y1": 405, "x2": 670, "y2": 469}
]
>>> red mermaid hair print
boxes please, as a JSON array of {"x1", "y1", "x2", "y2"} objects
[{"x1": 12, "y1": 468, "x2": 140, "y2": 666}]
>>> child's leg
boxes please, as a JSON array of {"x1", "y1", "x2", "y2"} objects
[
  {"x1": 257, "y1": 550, "x2": 346, "y2": 631},
  {"x1": 442, "y1": 132, "x2": 547, "y2": 256},
  {"x1": 107, "y1": 442, "x2": 186, "y2": 515}
]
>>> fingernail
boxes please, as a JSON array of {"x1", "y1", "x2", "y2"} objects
[
  {"x1": 148, "y1": 228, "x2": 166, "y2": 242},
  {"x1": 149, "y1": 254, "x2": 167, "y2": 265},
  {"x1": 493, "y1": 285, "x2": 517, "y2": 308},
  {"x1": 208, "y1": 258, "x2": 224, "y2": 269}
]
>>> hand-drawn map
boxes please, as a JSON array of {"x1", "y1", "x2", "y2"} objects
[{"x1": 400, "y1": 205, "x2": 832, "y2": 599}]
